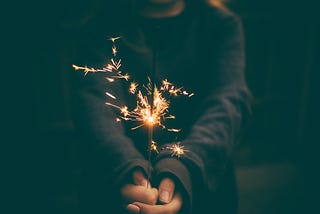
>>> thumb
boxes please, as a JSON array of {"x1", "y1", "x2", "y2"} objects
[{"x1": 158, "y1": 177, "x2": 175, "y2": 204}]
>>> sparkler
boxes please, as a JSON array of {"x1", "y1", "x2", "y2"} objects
[{"x1": 73, "y1": 36, "x2": 192, "y2": 182}]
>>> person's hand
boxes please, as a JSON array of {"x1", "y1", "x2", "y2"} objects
[
  {"x1": 126, "y1": 177, "x2": 183, "y2": 214},
  {"x1": 121, "y1": 169, "x2": 158, "y2": 212},
  {"x1": 127, "y1": 192, "x2": 183, "y2": 214}
]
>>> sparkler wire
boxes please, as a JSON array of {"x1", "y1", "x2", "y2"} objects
[{"x1": 146, "y1": 25, "x2": 159, "y2": 186}]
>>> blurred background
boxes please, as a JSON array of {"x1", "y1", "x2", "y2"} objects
[{"x1": 5, "y1": 0, "x2": 319, "y2": 213}]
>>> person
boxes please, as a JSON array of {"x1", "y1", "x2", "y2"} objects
[{"x1": 72, "y1": 0, "x2": 251, "y2": 213}]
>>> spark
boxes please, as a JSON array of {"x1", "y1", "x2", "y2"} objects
[
  {"x1": 109, "y1": 59, "x2": 122, "y2": 71},
  {"x1": 162, "y1": 79, "x2": 171, "y2": 90},
  {"x1": 105, "y1": 102, "x2": 121, "y2": 109},
  {"x1": 112, "y1": 45, "x2": 117, "y2": 56},
  {"x1": 104, "y1": 81, "x2": 173, "y2": 131},
  {"x1": 72, "y1": 35, "x2": 128, "y2": 81},
  {"x1": 166, "y1": 142, "x2": 187, "y2": 158},
  {"x1": 129, "y1": 82, "x2": 138, "y2": 94},
  {"x1": 72, "y1": 55, "x2": 129, "y2": 81},
  {"x1": 150, "y1": 141, "x2": 159, "y2": 153},
  {"x1": 105, "y1": 92, "x2": 116, "y2": 99},
  {"x1": 108, "y1": 37, "x2": 121, "y2": 56},
  {"x1": 120, "y1": 106, "x2": 129, "y2": 117},
  {"x1": 167, "y1": 128, "x2": 181, "y2": 133},
  {"x1": 108, "y1": 36, "x2": 121, "y2": 43},
  {"x1": 72, "y1": 64, "x2": 105, "y2": 75},
  {"x1": 106, "y1": 77, "x2": 115, "y2": 82},
  {"x1": 113, "y1": 73, "x2": 130, "y2": 81},
  {"x1": 160, "y1": 79, "x2": 193, "y2": 97},
  {"x1": 72, "y1": 61, "x2": 118, "y2": 74},
  {"x1": 104, "y1": 77, "x2": 191, "y2": 132}
]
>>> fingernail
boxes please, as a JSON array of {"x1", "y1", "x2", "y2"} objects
[
  {"x1": 160, "y1": 190, "x2": 170, "y2": 203},
  {"x1": 126, "y1": 204, "x2": 140, "y2": 213}
]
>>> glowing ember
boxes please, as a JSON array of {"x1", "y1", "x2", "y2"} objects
[
  {"x1": 150, "y1": 141, "x2": 159, "y2": 153},
  {"x1": 129, "y1": 82, "x2": 138, "y2": 94},
  {"x1": 166, "y1": 142, "x2": 187, "y2": 158}
]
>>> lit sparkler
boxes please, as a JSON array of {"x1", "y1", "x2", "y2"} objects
[
  {"x1": 105, "y1": 78, "x2": 191, "y2": 133},
  {"x1": 73, "y1": 36, "x2": 190, "y2": 164}
]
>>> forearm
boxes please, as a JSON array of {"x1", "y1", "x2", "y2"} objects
[{"x1": 73, "y1": 72, "x2": 149, "y2": 186}]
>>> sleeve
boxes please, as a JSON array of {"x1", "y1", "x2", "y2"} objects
[
  {"x1": 153, "y1": 12, "x2": 252, "y2": 213},
  {"x1": 71, "y1": 29, "x2": 149, "y2": 189}
]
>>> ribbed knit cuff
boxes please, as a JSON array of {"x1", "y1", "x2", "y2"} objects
[{"x1": 113, "y1": 158, "x2": 150, "y2": 187}]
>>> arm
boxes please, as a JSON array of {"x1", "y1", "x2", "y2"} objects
[
  {"x1": 153, "y1": 12, "x2": 251, "y2": 213},
  {"x1": 74, "y1": 73, "x2": 149, "y2": 179},
  {"x1": 71, "y1": 30, "x2": 151, "y2": 195}
]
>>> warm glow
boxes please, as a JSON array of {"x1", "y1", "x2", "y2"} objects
[
  {"x1": 73, "y1": 36, "x2": 192, "y2": 158},
  {"x1": 147, "y1": 116, "x2": 154, "y2": 125}
]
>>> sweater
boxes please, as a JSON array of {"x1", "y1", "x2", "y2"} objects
[{"x1": 72, "y1": 3, "x2": 251, "y2": 214}]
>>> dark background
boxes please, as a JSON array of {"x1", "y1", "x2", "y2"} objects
[{"x1": 4, "y1": 0, "x2": 319, "y2": 213}]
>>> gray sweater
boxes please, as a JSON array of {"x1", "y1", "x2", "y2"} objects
[{"x1": 73, "y1": 3, "x2": 251, "y2": 213}]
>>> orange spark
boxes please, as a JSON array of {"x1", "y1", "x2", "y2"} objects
[
  {"x1": 105, "y1": 92, "x2": 116, "y2": 99},
  {"x1": 106, "y1": 77, "x2": 115, "y2": 82},
  {"x1": 108, "y1": 36, "x2": 121, "y2": 43},
  {"x1": 167, "y1": 128, "x2": 181, "y2": 133},
  {"x1": 150, "y1": 141, "x2": 159, "y2": 153},
  {"x1": 112, "y1": 45, "x2": 117, "y2": 56},
  {"x1": 166, "y1": 142, "x2": 187, "y2": 158},
  {"x1": 129, "y1": 82, "x2": 138, "y2": 94}
]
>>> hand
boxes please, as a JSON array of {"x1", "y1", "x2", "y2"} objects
[
  {"x1": 127, "y1": 192, "x2": 183, "y2": 214},
  {"x1": 121, "y1": 169, "x2": 158, "y2": 212},
  {"x1": 126, "y1": 177, "x2": 183, "y2": 214}
]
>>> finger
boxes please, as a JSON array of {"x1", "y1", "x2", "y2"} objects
[
  {"x1": 132, "y1": 169, "x2": 149, "y2": 187},
  {"x1": 121, "y1": 184, "x2": 158, "y2": 205},
  {"x1": 158, "y1": 177, "x2": 175, "y2": 204},
  {"x1": 126, "y1": 204, "x2": 140, "y2": 214},
  {"x1": 131, "y1": 192, "x2": 183, "y2": 214},
  {"x1": 166, "y1": 192, "x2": 183, "y2": 213}
]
